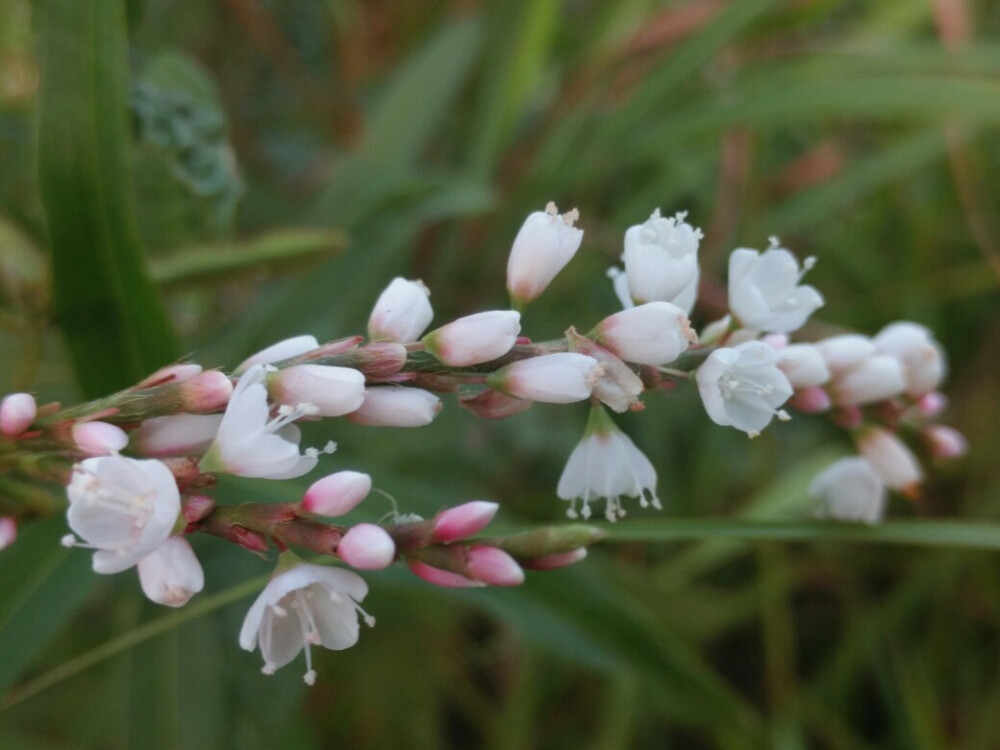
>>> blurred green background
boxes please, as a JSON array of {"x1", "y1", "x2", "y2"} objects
[{"x1": 2, "y1": 0, "x2": 1000, "y2": 748}]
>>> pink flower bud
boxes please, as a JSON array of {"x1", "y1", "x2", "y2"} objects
[
  {"x1": 432, "y1": 501, "x2": 499, "y2": 543},
  {"x1": 338, "y1": 524, "x2": 396, "y2": 570},
  {"x1": 182, "y1": 495, "x2": 216, "y2": 524},
  {"x1": 423, "y1": 310, "x2": 521, "y2": 367},
  {"x1": 135, "y1": 364, "x2": 203, "y2": 389},
  {"x1": 347, "y1": 386, "x2": 441, "y2": 427},
  {"x1": 856, "y1": 428, "x2": 923, "y2": 495},
  {"x1": 302, "y1": 471, "x2": 372, "y2": 516},
  {"x1": 368, "y1": 278, "x2": 434, "y2": 343},
  {"x1": 467, "y1": 546, "x2": 525, "y2": 586},
  {"x1": 506, "y1": 202, "x2": 583, "y2": 306},
  {"x1": 833, "y1": 405, "x2": 863, "y2": 429},
  {"x1": 789, "y1": 386, "x2": 832, "y2": 413},
  {"x1": 235, "y1": 335, "x2": 319, "y2": 373},
  {"x1": 0, "y1": 517, "x2": 17, "y2": 550},
  {"x1": 524, "y1": 548, "x2": 588, "y2": 570},
  {"x1": 73, "y1": 421, "x2": 128, "y2": 456},
  {"x1": 358, "y1": 342, "x2": 408, "y2": 379},
  {"x1": 137, "y1": 536, "x2": 204, "y2": 607},
  {"x1": 268, "y1": 365, "x2": 366, "y2": 417},
  {"x1": 593, "y1": 302, "x2": 696, "y2": 365},
  {"x1": 1, "y1": 393, "x2": 36, "y2": 436},
  {"x1": 132, "y1": 414, "x2": 223, "y2": 458},
  {"x1": 917, "y1": 391, "x2": 948, "y2": 417},
  {"x1": 408, "y1": 560, "x2": 484, "y2": 588},
  {"x1": 458, "y1": 388, "x2": 533, "y2": 419},
  {"x1": 179, "y1": 371, "x2": 234, "y2": 412},
  {"x1": 487, "y1": 353, "x2": 600, "y2": 404},
  {"x1": 924, "y1": 425, "x2": 968, "y2": 459}
]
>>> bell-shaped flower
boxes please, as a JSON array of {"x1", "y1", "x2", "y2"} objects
[
  {"x1": 422, "y1": 310, "x2": 521, "y2": 366},
  {"x1": 131, "y1": 414, "x2": 223, "y2": 458},
  {"x1": 777, "y1": 344, "x2": 830, "y2": 388},
  {"x1": 239, "y1": 553, "x2": 374, "y2": 685},
  {"x1": 593, "y1": 301, "x2": 696, "y2": 365},
  {"x1": 368, "y1": 278, "x2": 433, "y2": 343},
  {"x1": 623, "y1": 210, "x2": 702, "y2": 305},
  {"x1": 856, "y1": 428, "x2": 923, "y2": 495},
  {"x1": 557, "y1": 405, "x2": 661, "y2": 522},
  {"x1": 199, "y1": 365, "x2": 322, "y2": 480},
  {"x1": 267, "y1": 365, "x2": 366, "y2": 417},
  {"x1": 235, "y1": 335, "x2": 319, "y2": 374},
  {"x1": 137, "y1": 536, "x2": 205, "y2": 607},
  {"x1": 1, "y1": 392, "x2": 36, "y2": 436},
  {"x1": 506, "y1": 202, "x2": 584, "y2": 306},
  {"x1": 65, "y1": 456, "x2": 181, "y2": 574},
  {"x1": 346, "y1": 386, "x2": 441, "y2": 427},
  {"x1": 727, "y1": 242, "x2": 824, "y2": 333},
  {"x1": 301, "y1": 471, "x2": 372, "y2": 517},
  {"x1": 487, "y1": 353, "x2": 601, "y2": 404},
  {"x1": 873, "y1": 321, "x2": 946, "y2": 397},
  {"x1": 696, "y1": 341, "x2": 793, "y2": 436},
  {"x1": 811, "y1": 457, "x2": 887, "y2": 524}
]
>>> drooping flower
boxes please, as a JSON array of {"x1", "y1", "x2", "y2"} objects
[
  {"x1": 506, "y1": 202, "x2": 584, "y2": 306},
  {"x1": 65, "y1": 456, "x2": 181, "y2": 574},
  {"x1": 727, "y1": 242, "x2": 824, "y2": 334},
  {"x1": 557, "y1": 404, "x2": 661, "y2": 521},
  {"x1": 622, "y1": 210, "x2": 702, "y2": 306},
  {"x1": 239, "y1": 553, "x2": 374, "y2": 685},
  {"x1": 1, "y1": 392, "x2": 36, "y2": 436},
  {"x1": 199, "y1": 365, "x2": 323, "y2": 480},
  {"x1": 696, "y1": 341, "x2": 793, "y2": 436},
  {"x1": 422, "y1": 310, "x2": 521, "y2": 366},
  {"x1": 368, "y1": 278, "x2": 433, "y2": 343},
  {"x1": 873, "y1": 321, "x2": 947, "y2": 397},
  {"x1": 810, "y1": 457, "x2": 887, "y2": 524},
  {"x1": 487, "y1": 352, "x2": 601, "y2": 404},
  {"x1": 592, "y1": 301, "x2": 697, "y2": 365},
  {"x1": 137, "y1": 536, "x2": 205, "y2": 607}
]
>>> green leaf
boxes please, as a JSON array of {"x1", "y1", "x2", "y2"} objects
[{"x1": 38, "y1": 0, "x2": 180, "y2": 397}]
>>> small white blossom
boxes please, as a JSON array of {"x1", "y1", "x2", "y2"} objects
[
  {"x1": 811, "y1": 457, "x2": 887, "y2": 524},
  {"x1": 873, "y1": 321, "x2": 946, "y2": 397},
  {"x1": 423, "y1": 310, "x2": 521, "y2": 366},
  {"x1": 507, "y1": 202, "x2": 584, "y2": 306},
  {"x1": 239, "y1": 556, "x2": 374, "y2": 685},
  {"x1": 727, "y1": 243, "x2": 824, "y2": 334},
  {"x1": 623, "y1": 210, "x2": 702, "y2": 305},
  {"x1": 137, "y1": 536, "x2": 205, "y2": 607},
  {"x1": 557, "y1": 405, "x2": 660, "y2": 521},
  {"x1": 65, "y1": 456, "x2": 181, "y2": 574},
  {"x1": 368, "y1": 278, "x2": 433, "y2": 343},
  {"x1": 593, "y1": 302, "x2": 697, "y2": 366},
  {"x1": 696, "y1": 341, "x2": 793, "y2": 436}
]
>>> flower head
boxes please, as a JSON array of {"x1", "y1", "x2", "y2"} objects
[
  {"x1": 622, "y1": 210, "x2": 702, "y2": 306},
  {"x1": 239, "y1": 554, "x2": 374, "y2": 685},
  {"x1": 506, "y1": 202, "x2": 584, "y2": 306},
  {"x1": 557, "y1": 405, "x2": 660, "y2": 521},
  {"x1": 728, "y1": 242, "x2": 824, "y2": 333},
  {"x1": 696, "y1": 341, "x2": 793, "y2": 436},
  {"x1": 65, "y1": 456, "x2": 181, "y2": 574}
]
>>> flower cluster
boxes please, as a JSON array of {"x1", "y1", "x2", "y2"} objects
[{"x1": 0, "y1": 202, "x2": 966, "y2": 682}]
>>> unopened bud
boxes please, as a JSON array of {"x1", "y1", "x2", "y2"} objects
[
  {"x1": 235, "y1": 335, "x2": 319, "y2": 373},
  {"x1": 487, "y1": 353, "x2": 600, "y2": 404},
  {"x1": 368, "y1": 278, "x2": 433, "y2": 343},
  {"x1": 0, "y1": 517, "x2": 16, "y2": 550},
  {"x1": 179, "y1": 371, "x2": 234, "y2": 413},
  {"x1": 777, "y1": 344, "x2": 830, "y2": 388},
  {"x1": 856, "y1": 427, "x2": 923, "y2": 494},
  {"x1": 268, "y1": 365, "x2": 365, "y2": 417},
  {"x1": 73, "y1": 421, "x2": 128, "y2": 456},
  {"x1": 817, "y1": 334, "x2": 876, "y2": 374},
  {"x1": 408, "y1": 559, "x2": 484, "y2": 588},
  {"x1": 1, "y1": 393, "x2": 36, "y2": 436},
  {"x1": 358, "y1": 342, "x2": 408, "y2": 379},
  {"x1": 458, "y1": 389, "x2": 533, "y2": 419},
  {"x1": 137, "y1": 536, "x2": 204, "y2": 608},
  {"x1": 916, "y1": 391, "x2": 948, "y2": 418},
  {"x1": 524, "y1": 548, "x2": 588, "y2": 570},
  {"x1": 182, "y1": 495, "x2": 216, "y2": 524},
  {"x1": 432, "y1": 501, "x2": 499, "y2": 543},
  {"x1": 337, "y1": 523, "x2": 396, "y2": 570},
  {"x1": 467, "y1": 546, "x2": 525, "y2": 586},
  {"x1": 132, "y1": 414, "x2": 223, "y2": 458},
  {"x1": 924, "y1": 424, "x2": 968, "y2": 459},
  {"x1": 506, "y1": 202, "x2": 584, "y2": 307},
  {"x1": 135, "y1": 364, "x2": 203, "y2": 390},
  {"x1": 302, "y1": 471, "x2": 372, "y2": 517},
  {"x1": 423, "y1": 310, "x2": 521, "y2": 367},
  {"x1": 789, "y1": 386, "x2": 832, "y2": 413},
  {"x1": 832, "y1": 355, "x2": 905, "y2": 406},
  {"x1": 347, "y1": 386, "x2": 441, "y2": 427},
  {"x1": 593, "y1": 302, "x2": 696, "y2": 366}
]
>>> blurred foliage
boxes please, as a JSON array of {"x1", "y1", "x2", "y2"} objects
[{"x1": 1, "y1": 0, "x2": 1000, "y2": 747}]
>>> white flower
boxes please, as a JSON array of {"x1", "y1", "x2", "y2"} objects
[
  {"x1": 65, "y1": 456, "x2": 181, "y2": 574},
  {"x1": 507, "y1": 202, "x2": 584, "y2": 306},
  {"x1": 623, "y1": 210, "x2": 702, "y2": 305},
  {"x1": 137, "y1": 536, "x2": 205, "y2": 607},
  {"x1": 856, "y1": 428, "x2": 923, "y2": 494},
  {"x1": 696, "y1": 341, "x2": 793, "y2": 436},
  {"x1": 487, "y1": 353, "x2": 600, "y2": 404},
  {"x1": 235, "y1": 335, "x2": 319, "y2": 374},
  {"x1": 239, "y1": 556, "x2": 374, "y2": 685},
  {"x1": 347, "y1": 386, "x2": 441, "y2": 427},
  {"x1": 831, "y1": 354, "x2": 905, "y2": 406},
  {"x1": 593, "y1": 301, "x2": 696, "y2": 365},
  {"x1": 873, "y1": 321, "x2": 946, "y2": 397},
  {"x1": 777, "y1": 344, "x2": 830, "y2": 388},
  {"x1": 423, "y1": 310, "x2": 521, "y2": 366},
  {"x1": 816, "y1": 334, "x2": 876, "y2": 373},
  {"x1": 199, "y1": 365, "x2": 323, "y2": 480},
  {"x1": 557, "y1": 405, "x2": 660, "y2": 522},
  {"x1": 131, "y1": 414, "x2": 223, "y2": 458},
  {"x1": 811, "y1": 457, "x2": 887, "y2": 524},
  {"x1": 727, "y1": 242, "x2": 824, "y2": 333},
  {"x1": 267, "y1": 365, "x2": 366, "y2": 417},
  {"x1": 368, "y1": 278, "x2": 433, "y2": 343}
]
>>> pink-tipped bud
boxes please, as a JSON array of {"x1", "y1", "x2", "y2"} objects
[
  {"x1": 0, "y1": 517, "x2": 17, "y2": 550},
  {"x1": 135, "y1": 364, "x2": 203, "y2": 390},
  {"x1": 467, "y1": 546, "x2": 525, "y2": 586},
  {"x1": 1, "y1": 393, "x2": 36, "y2": 436},
  {"x1": 432, "y1": 501, "x2": 499, "y2": 543},
  {"x1": 232, "y1": 526, "x2": 269, "y2": 553},
  {"x1": 917, "y1": 391, "x2": 948, "y2": 418},
  {"x1": 856, "y1": 427, "x2": 923, "y2": 495},
  {"x1": 132, "y1": 414, "x2": 223, "y2": 458},
  {"x1": 524, "y1": 548, "x2": 588, "y2": 570},
  {"x1": 423, "y1": 311, "x2": 521, "y2": 367},
  {"x1": 487, "y1": 353, "x2": 600, "y2": 404},
  {"x1": 179, "y1": 371, "x2": 234, "y2": 413},
  {"x1": 789, "y1": 386, "x2": 832, "y2": 413},
  {"x1": 458, "y1": 388, "x2": 533, "y2": 419},
  {"x1": 73, "y1": 421, "x2": 128, "y2": 456},
  {"x1": 267, "y1": 365, "x2": 365, "y2": 417},
  {"x1": 301, "y1": 471, "x2": 372, "y2": 517},
  {"x1": 347, "y1": 386, "x2": 441, "y2": 427},
  {"x1": 593, "y1": 302, "x2": 696, "y2": 365},
  {"x1": 407, "y1": 560, "x2": 484, "y2": 588},
  {"x1": 182, "y1": 495, "x2": 216, "y2": 524},
  {"x1": 338, "y1": 523, "x2": 396, "y2": 570},
  {"x1": 833, "y1": 405, "x2": 863, "y2": 429},
  {"x1": 368, "y1": 278, "x2": 434, "y2": 343},
  {"x1": 924, "y1": 425, "x2": 968, "y2": 459},
  {"x1": 359, "y1": 342, "x2": 408, "y2": 379},
  {"x1": 235, "y1": 335, "x2": 319, "y2": 373}
]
